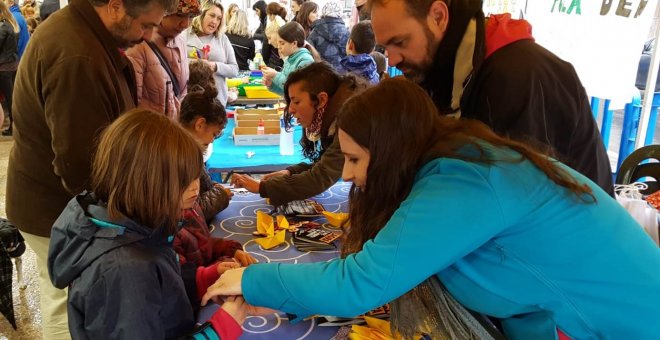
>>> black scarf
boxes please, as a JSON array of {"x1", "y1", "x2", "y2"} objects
[{"x1": 421, "y1": 0, "x2": 485, "y2": 115}]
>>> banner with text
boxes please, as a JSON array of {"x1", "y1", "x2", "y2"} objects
[{"x1": 486, "y1": 1, "x2": 657, "y2": 106}]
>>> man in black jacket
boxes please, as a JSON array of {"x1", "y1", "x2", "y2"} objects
[{"x1": 369, "y1": 0, "x2": 614, "y2": 195}]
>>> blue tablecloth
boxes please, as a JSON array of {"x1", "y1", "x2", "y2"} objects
[
  {"x1": 198, "y1": 182, "x2": 352, "y2": 339},
  {"x1": 206, "y1": 119, "x2": 307, "y2": 173}
]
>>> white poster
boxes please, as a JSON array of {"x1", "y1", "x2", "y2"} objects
[
  {"x1": 483, "y1": 0, "x2": 527, "y2": 18},
  {"x1": 521, "y1": 0, "x2": 657, "y2": 106}
]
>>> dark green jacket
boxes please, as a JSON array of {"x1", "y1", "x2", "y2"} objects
[{"x1": 259, "y1": 80, "x2": 367, "y2": 206}]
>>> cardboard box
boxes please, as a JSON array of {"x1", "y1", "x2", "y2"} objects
[
  {"x1": 235, "y1": 113, "x2": 280, "y2": 121},
  {"x1": 235, "y1": 108, "x2": 278, "y2": 115},
  {"x1": 234, "y1": 112, "x2": 280, "y2": 127},
  {"x1": 237, "y1": 120, "x2": 280, "y2": 128},
  {"x1": 233, "y1": 126, "x2": 281, "y2": 145}
]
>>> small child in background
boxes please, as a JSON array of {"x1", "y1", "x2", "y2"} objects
[
  {"x1": 370, "y1": 50, "x2": 387, "y2": 80},
  {"x1": 189, "y1": 59, "x2": 216, "y2": 92},
  {"x1": 26, "y1": 18, "x2": 39, "y2": 35},
  {"x1": 337, "y1": 20, "x2": 379, "y2": 84},
  {"x1": 260, "y1": 21, "x2": 316, "y2": 95}
]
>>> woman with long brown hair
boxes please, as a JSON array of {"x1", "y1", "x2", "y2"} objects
[
  {"x1": 205, "y1": 78, "x2": 660, "y2": 339},
  {"x1": 295, "y1": 1, "x2": 318, "y2": 38},
  {"x1": 232, "y1": 62, "x2": 367, "y2": 206},
  {"x1": 0, "y1": 1, "x2": 19, "y2": 135}
]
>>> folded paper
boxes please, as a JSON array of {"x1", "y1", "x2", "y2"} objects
[
  {"x1": 349, "y1": 316, "x2": 420, "y2": 340},
  {"x1": 254, "y1": 211, "x2": 289, "y2": 249},
  {"x1": 322, "y1": 211, "x2": 349, "y2": 228}
]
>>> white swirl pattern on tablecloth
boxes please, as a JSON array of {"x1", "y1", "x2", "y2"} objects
[{"x1": 199, "y1": 182, "x2": 351, "y2": 339}]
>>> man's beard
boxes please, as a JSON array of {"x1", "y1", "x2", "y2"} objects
[
  {"x1": 398, "y1": 25, "x2": 437, "y2": 84},
  {"x1": 110, "y1": 15, "x2": 142, "y2": 49}
]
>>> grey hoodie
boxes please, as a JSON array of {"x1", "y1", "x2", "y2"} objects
[{"x1": 48, "y1": 192, "x2": 196, "y2": 339}]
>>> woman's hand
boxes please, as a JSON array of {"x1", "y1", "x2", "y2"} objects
[
  {"x1": 262, "y1": 169, "x2": 290, "y2": 182},
  {"x1": 234, "y1": 250, "x2": 257, "y2": 266},
  {"x1": 203, "y1": 59, "x2": 217, "y2": 72},
  {"x1": 202, "y1": 267, "x2": 245, "y2": 306},
  {"x1": 231, "y1": 174, "x2": 260, "y2": 193}
]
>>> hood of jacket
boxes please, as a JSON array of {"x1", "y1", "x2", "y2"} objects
[
  {"x1": 286, "y1": 47, "x2": 312, "y2": 64},
  {"x1": 339, "y1": 54, "x2": 378, "y2": 83},
  {"x1": 421, "y1": 0, "x2": 533, "y2": 115},
  {"x1": 484, "y1": 13, "x2": 533, "y2": 59},
  {"x1": 47, "y1": 192, "x2": 170, "y2": 289},
  {"x1": 321, "y1": 77, "x2": 368, "y2": 138},
  {"x1": 312, "y1": 17, "x2": 347, "y2": 45}
]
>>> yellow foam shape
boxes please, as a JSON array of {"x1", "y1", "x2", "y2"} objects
[
  {"x1": 323, "y1": 211, "x2": 349, "y2": 228},
  {"x1": 254, "y1": 230, "x2": 286, "y2": 249}
]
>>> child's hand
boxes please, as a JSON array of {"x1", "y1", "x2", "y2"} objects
[
  {"x1": 219, "y1": 296, "x2": 277, "y2": 325},
  {"x1": 219, "y1": 295, "x2": 248, "y2": 325},
  {"x1": 214, "y1": 183, "x2": 234, "y2": 198},
  {"x1": 216, "y1": 261, "x2": 241, "y2": 276},
  {"x1": 234, "y1": 250, "x2": 257, "y2": 266},
  {"x1": 261, "y1": 67, "x2": 277, "y2": 80}
]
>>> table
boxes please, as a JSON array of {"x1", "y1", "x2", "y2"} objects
[
  {"x1": 206, "y1": 119, "x2": 307, "y2": 180},
  {"x1": 198, "y1": 182, "x2": 352, "y2": 339}
]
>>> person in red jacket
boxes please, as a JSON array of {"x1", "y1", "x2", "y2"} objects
[{"x1": 174, "y1": 84, "x2": 257, "y2": 267}]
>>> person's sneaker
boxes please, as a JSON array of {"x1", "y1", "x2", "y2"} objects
[{"x1": 2, "y1": 128, "x2": 12, "y2": 136}]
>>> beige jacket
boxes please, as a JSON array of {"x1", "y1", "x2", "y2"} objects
[{"x1": 126, "y1": 32, "x2": 189, "y2": 119}]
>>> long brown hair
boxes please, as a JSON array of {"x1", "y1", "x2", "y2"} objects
[
  {"x1": 283, "y1": 62, "x2": 359, "y2": 161},
  {"x1": 266, "y1": 1, "x2": 287, "y2": 19},
  {"x1": 0, "y1": 2, "x2": 18, "y2": 33},
  {"x1": 337, "y1": 77, "x2": 595, "y2": 256},
  {"x1": 277, "y1": 21, "x2": 321, "y2": 61},
  {"x1": 92, "y1": 109, "x2": 203, "y2": 233},
  {"x1": 295, "y1": 1, "x2": 318, "y2": 37}
]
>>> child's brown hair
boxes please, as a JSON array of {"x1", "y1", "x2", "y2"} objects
[
  {"x1": 92, "y1": 109, "x2": 203, "y2": 233},
  {"x1": 188, "y1": 60, "x2": 216, "y2": 94}
]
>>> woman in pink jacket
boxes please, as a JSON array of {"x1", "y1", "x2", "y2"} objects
[{"x1": 126, "y1": 0, "x2": 201, "y2": 119}]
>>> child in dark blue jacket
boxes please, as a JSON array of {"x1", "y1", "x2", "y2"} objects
[
  {"x1": 48, "y1": 109, "x2": 268, "y2": 339},
  {"x1": 337, "y1": 20, "x2": 379, "y2": 84}
]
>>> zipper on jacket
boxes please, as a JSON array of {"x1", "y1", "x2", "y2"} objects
[{"x1": 165, "y1": 80, "x2": 171, "y2": 115}]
